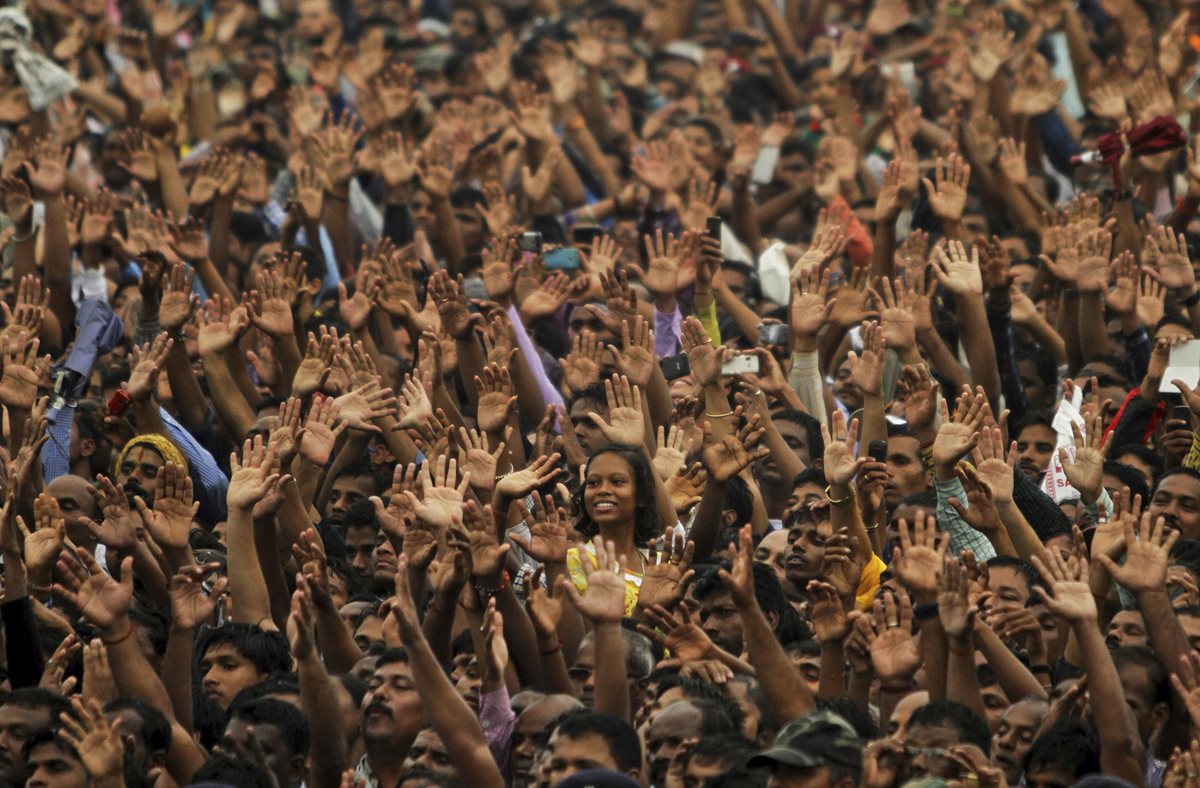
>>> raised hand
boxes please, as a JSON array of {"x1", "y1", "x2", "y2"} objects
[
  {"x1": 637, "y1": 603, "x2": 714, "y2": 663},
  {"x1": 630, "y1": 229, "x2": 699, "y2": 299},
  {"x1": 970, "y1": 426, "x2": 1016, "y2": 504},
  {"x1": 494, "y1": 452, "x2": 563, "y2": 503},
  {"x1": 681, "y1": 316, "x2": 724, "y2": 387},
  {"x1": 171, "y1": 562, "x2": 227, "y2": 630},
  {"x1": 227, "y1": 436, "x2": 280, "y2": 512},
  {"x1": 510, "y1": 492, "x2": 575, "y2": 566},
  {"x1": 701, "y1": 408, "x2": 768, "y2": 482},
  {"x1": 474, "y1": 363, "x2": 517, "y2": 434},
  {"x1": 612, "y1": 316, "x2": 657, "y2": 389},
  {"x1": 58, "y1": 697, "x2": 125, "y2": 784},
  {"x1": 404, "y1": 454, "x2": 471, "y2": 531},
  {"x1": 807, "y1": 580, "x2": 849, "y2": 644},
  {"x1": 80, "y1": 476, "x2": 139, "y2": 550},
  {"x1": 1146, "y1": 225, "x2": 1197, "y2": 294},
  {"x1": 197, "y1": 295, "x2": 251, "y2": 356},
  {"x1": 525, "y1": 566, "x2": 565, "y2": 637},
  {"x1": 922, "y1": 155, "x2": 970, "y2": 223},
  {"x1": 126, "y1": 333, "x2": 172, "y2": 404},
  {"x1": 891, "y1": 510, "x2": 946, "y2": 599},
  {"x1": 19, "y1": 493, "x2": 65, "y2": 581},
  {"x1": 820, "y1": 410, "x2": 867, "y2": 488},
  {"x1": 428, "y1": 270, "x2": 479, "y2": 340},
  {"x1": 652, "y1": 425, "x2": 693, "y2": 482},
  {"x1": 559, "y1": 537, "x2": 626, "y2": 624},
  {"x1": 1096, "y1": 512, "x2": 1178, "y2": 595},
  {"x1": 845, "y1": 320, "x2": 886, "y2": 398},
  {"x1": 54, "y1": 548, "x2": 134, "y2": 633},
  {"x1": 872, "y1": 276, "x2": 916, "y2": 350},
  {"x1": 159, "y1": 262, "x2": 199, "y2": 331},
  {"x1": 461, "y1": 501, "x2": 510, "y2": 580},
  {"x1": 932, "y1": 386, "x2": 988, "y2": 473},
  {"x1": 0, "y1": 332, "x2": 47, "y2": 410},
  {"x1": 1059, "y1": 409, "x2": 1110, "y2": 505},
  {"x1": 1030, "y1": 548, "x2": 1096, "y2": 624},
  {"x1": 637, "y1": 533, "x2": 695, "y2": 611},
  {"x1": 588, "y1": 374, "x2": 645, "y2": 448},
  {"x1": 559, "y1": 329, "x2": 604, "y2": 394},
  {"x1": 134, "y1": 462, "x2": 198, "y2": 551},
  {"x1": 790, "y1": 265, "x2": 835, "y2": 352},
  {"x1": 865, "y1": 589, "x2": 921, "y2": 683},
  {"x1": 518, "y1": 272, "x2": 572, "y2": 324},
  {"x1": 332, "y1": 378, "x2": 395, "y2": 432},
  {"x1": 938, "y1": 555, "x2": 977, "y2": 640},
  {"x1": 299, "y1": 395, "x2": 346, "y2": 466},
  {"x1": 932, "y1": 239, "x2": 983, "y2": 295}
]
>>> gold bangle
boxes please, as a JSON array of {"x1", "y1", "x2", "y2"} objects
[
  {"x1": 825, "y1": 485, "x2": 855, "y2": 505},
  {"x1": 705, "y1": 410, "x2": 735, "y2": 418}
]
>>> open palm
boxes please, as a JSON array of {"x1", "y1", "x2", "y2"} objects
[{"x1": 871, "y1": 629, "x2": 920, "y2": 682}]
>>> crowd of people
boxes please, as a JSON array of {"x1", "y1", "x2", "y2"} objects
[{"x1": 0, "y1": 0, "x2": 1199, "y2": 785}]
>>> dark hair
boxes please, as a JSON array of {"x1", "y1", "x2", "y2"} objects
[
  {"x1": 1171, "y1": 540, "x2": 1200, "y2": 581},
  {"x1": 552, "y1": 711, "x2": 642, "y2": 773},
  {"x1": 1111, "y1": 443, "x2": 1163, "y2": 483},
  {"x1": 1110, "y1": 646, "x2": 1169, "y2": 705},
  {"x1": 1015, "y1": 410, "x2": 1055, "y2": 436},
  {"x1": 396, "y1": 767, "x2": 462, "y2": 787},
  {"x1": 333, "y1": 462, "x2": 388, "y2": 496},
  {"x1": 790, "y1": 467, "x2": 828, "y2": 492},
  {"x1": 105, "y1": 697, "x2": 171, "y2": 754},
  {"x1": 722, "y1": 476, "x2": 755, "y2": 531},
  {"x1": 703, "y1": 765, "x2": 771, "y2": 787},
  {"x1": 683, "y1": 117, "x2": 724, "y2": 148},
  {"x1": 817, "y1": 698, "x2": 879, "y2": 741},
  {"x1": 334, "y1": 673, "x2": 368, "y2": 708},
  {"x1": 686, "y1": 733, "x2": 757, "y2": 768},
  {"x1": 196, "y1": 624, "x2": 292, "y2": 675},
  {"x1": 231, "y1": 698, "x2": 311, "y2": 759},
  {"x1": 1157, "y1": 466, "x2": 1200, "y2": 492},
  {"x1": 692, "y1": 561, "x2": 788, "y2": 628},
  {"x1": 573, "y1": 445, "x2": 660, "y2": 547},
  {"x1": 22, "y1": 727, "x2": 75, "y2": 764},
  {"x1": 908, "y1": 701, "x2": 991, "y2": 755},
  {"x1": 1024, "y1": 718, "x2": 1099, "y2": 779},
  {"x1": 343, "y1": 498, "x2": 381, "y2": 533},
  {"x1": 985, "y1": 556, "x2": 1040, "y2": 596},
  {"x1": 375, "y1": 648, "x2": 411, "y2": 670},
  {"x1": 567, "y1": 381, "x2": 608, "y2": 409},
  {"x1": 772, "y1": 409, "x2": 823, "y2": 460},
  {"x1": 129, "y1": 604, "x2": 169, "y2": 657},
  {"x1": 1102, "y1": 461, "x2": 1150, "y2": 506},
  {"x1": 1014, "y1": 345, "x2": 1059, "y2": 390},
  {"x1": 2, "y1": 688, "x2": 71, "y2": 730},
  {"x1": 228, "y1": 673, "x2": 301, "y2": 713},
  {"x1": 191, "y1": 753, "x2": 279, "y2": 788}
]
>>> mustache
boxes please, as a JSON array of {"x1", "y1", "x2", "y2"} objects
[{"x1": 365, "y1": 701, "x2": 393, "y2": 718}]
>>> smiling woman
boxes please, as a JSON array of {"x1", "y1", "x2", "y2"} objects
[{"x1": 566, "y1": 445, "x2": 659, "y2": 616}]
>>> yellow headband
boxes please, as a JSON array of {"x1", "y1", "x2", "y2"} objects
[{"x1": 115, "y1": 434, "x2": 188, "y2": 476}]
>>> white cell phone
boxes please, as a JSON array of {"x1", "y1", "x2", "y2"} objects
[{"x1": 721, "y1": 353, "x2": 761, "y2": 376}]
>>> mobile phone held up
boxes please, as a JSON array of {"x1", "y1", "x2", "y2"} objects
[{"x1": 721, "y1": 353, "x2": 760, "y2": 376}]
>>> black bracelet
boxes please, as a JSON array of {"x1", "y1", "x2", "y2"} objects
[
  {"x1": 913, "y1": 602, "x2": 939, "y2": 622},
  {"x1": 1030, "y1": 664, "x2": 1052, "y2": 674},
  {"x1": 1183, "y1": 289, "x2": 1200, "y2": 307}
]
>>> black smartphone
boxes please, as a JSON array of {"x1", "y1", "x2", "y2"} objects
[
  {"x1": 867, "y1": 440, "x2": 888, "y2": 463},
  {"x1": 706, "y1": 216, "x2": 722, "y2": 239},
  {"x1": 1174, "y1": 405, "x2": 1192, "y2": 423},
  {"x1": 660, "y1": 353, "x2": 691, "y2": 381},
  {"x1": 572, "y1": 226, "x2": 604, "y2": 246}
]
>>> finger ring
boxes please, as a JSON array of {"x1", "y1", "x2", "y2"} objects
[{"x1": 886, "y1": 622, "x2": 900, "y2": 630}]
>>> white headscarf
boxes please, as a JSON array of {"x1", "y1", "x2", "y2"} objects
[{"x1": 0, "y1": 8, "x2": 76, "y2": 111}]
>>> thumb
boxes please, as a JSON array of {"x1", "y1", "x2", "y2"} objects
[{"x1": 947, "y1": 497, "x2": 968, "y2": 519}]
